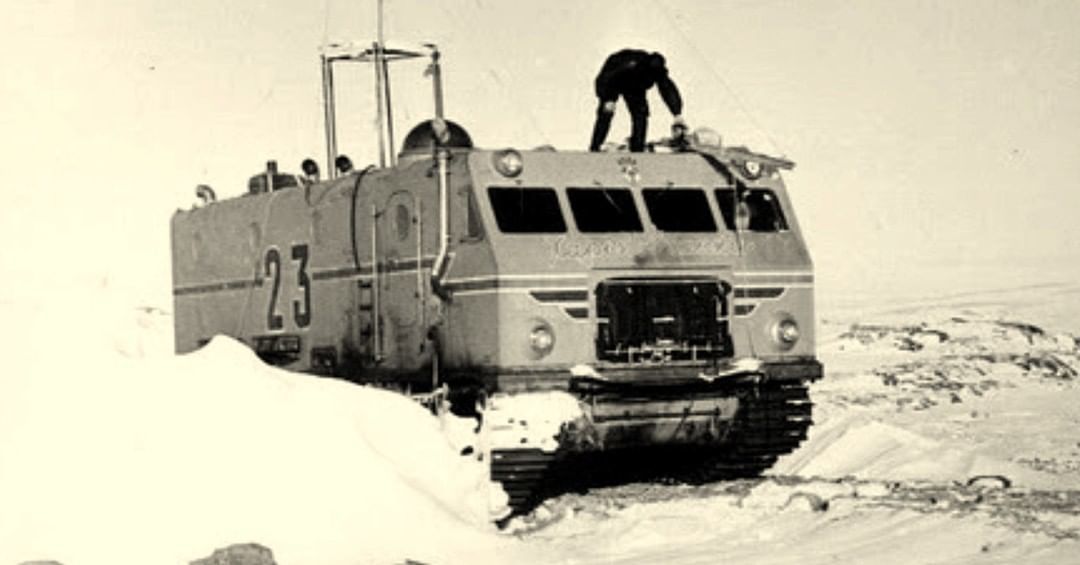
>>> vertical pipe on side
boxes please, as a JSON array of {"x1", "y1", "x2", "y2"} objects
[
  {"x1": 415, "y1": 194, "x2": 424, "y2": 330},
  {"x1": 430, "y1": 146, "x2": 451, "y2": 300},
  {"x1": 371, "y1": 204, "x2": 382, "y2": 362},
  {"x1": 429, "y1": 48, "x2": 444, "y2": 120},
  {"x1": 428, "y1": 44, "x2": 451, "y2": 300}
]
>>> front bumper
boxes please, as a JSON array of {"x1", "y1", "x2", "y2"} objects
[
  {"x1": 482, "y1": 358, "x2": 821, "y2": 452},
  {"x1": 481, "y1": 357, "x2": 823, "y2": 393}
]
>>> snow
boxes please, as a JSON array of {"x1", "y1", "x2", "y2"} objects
[
  {"x1": 502, "y1": 279, "x2": 1080, "y2": 563},
  {"x1": 514, "y1": 479, "x2": 1076, "y2": 565},
  {"x1": 773, "y1": 414, "x2": 1064, "y2": 488},
  {"x1": 0, "y1": 292, "x2": 517, "y2": 565},
  {"x1": 484, "y1": 391, "x2": 584, "y2": 453},
  {"x1": 2, "y1": 277, "x2": 1079, "y2": 564}
]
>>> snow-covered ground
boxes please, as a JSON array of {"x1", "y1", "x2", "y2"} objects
[
  {"x1": 504, "y1": 278, "x2": 1080, "y2": 564},
  {"x1": 0, "y1": 292, "x2": 522, "y2": 564},
  {"x1": 2, "y1": 274, "x2": 1079, "y2": 564}
]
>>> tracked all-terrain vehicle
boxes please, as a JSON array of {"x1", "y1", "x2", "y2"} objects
[{"x1": 171, "y1": 39, "x2": 821, "y2": 516}]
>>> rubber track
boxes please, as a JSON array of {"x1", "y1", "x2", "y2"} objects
[
  {"x1": 491, "y1": 381, "x2": 815, "y2": 515},
  {"x1": 714, "y1": 382, "x2": 814, "y2": 476},
  {"x1": 490, "y1": 449, "x2": 557, "y2": 511}
]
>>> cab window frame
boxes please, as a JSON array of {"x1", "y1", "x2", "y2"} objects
[
  {"x1": 641, "y1": 187, "x2": 719, "y2": 233},
  {"x1": 566, "y1": 186, "x2": 645, "y2": 233},
  {"x1": 486, "y1": 185, "x2": 568, "y2": 234},
  {"x1": 714, "y1": 187, "x2": 789, "y2": 233}
]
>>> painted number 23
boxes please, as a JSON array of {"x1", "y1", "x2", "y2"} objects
[{"x1": 264, "y1": 244, "x2": 312, "y2": 330}]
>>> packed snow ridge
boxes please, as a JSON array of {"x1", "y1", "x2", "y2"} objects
[{"x1": 0, "y1": 296, "x2": 521, "y2": 564}]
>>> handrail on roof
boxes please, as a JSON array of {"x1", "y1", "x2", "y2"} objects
[
  {"x1": 321, "y1": 41, "x2": 426, "y2": 62},
  {"x1": 320, "y1": 40, "x2": 443, "y2": 175}
]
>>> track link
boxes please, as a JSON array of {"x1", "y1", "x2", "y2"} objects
[
  {"x1": 490, "y1": 448, "x2": 558, "y2": 512},
  {"x1": 712, "y1": 382, "x2": 813, "y2": 476},
  {"x1": 490, "y1": 381, "x2": 815, "y2": 517}
]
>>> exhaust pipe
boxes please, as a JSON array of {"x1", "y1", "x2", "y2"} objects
[{"x1": 430, "y1": 136, "x2": 452, "y2": 301}]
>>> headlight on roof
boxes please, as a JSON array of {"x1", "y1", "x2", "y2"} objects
[
  {"x1": 493, "y1": 149, "x2": 523, "y2": 177},
  {"x1": 739, "y1": 160, "x2": 763, "y2": 180}
]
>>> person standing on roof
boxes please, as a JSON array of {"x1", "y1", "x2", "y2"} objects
[{"x1": 589, "y1": 49, "x2": 687, "y2": 152}]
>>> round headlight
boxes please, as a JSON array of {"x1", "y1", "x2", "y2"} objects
[
  {"x1": 528, "y1": 322, "x2": 555, "y2": 358},
  {"x1": 740, "y1": 160, "x2": 763, "y2": 180},
  {"x1": 772, "y1": 318, "x2": 800, "y2": 348},
  {"x1": 493, "y1": 149, "x2": 523, "y2": 177}
]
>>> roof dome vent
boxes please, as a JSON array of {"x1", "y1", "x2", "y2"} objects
[{"x1": 399, "y1": 119, "x2": 473, "y2": 162}]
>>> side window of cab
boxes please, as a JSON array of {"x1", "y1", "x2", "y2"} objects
[{"x1": 714, "y1": 188, "x2": 788, "y2": 232}]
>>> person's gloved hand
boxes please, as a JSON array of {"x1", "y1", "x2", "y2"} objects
[{"x1": 671, "y1": 116, "x2": 689, "y2": 139}]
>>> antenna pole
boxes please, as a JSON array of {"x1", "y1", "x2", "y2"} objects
[
  {"x1": 383, "y1": 56, "x2": 396, "y2": 166},
  {"x1": 377, "y1": 0, "x2": 385, "y2": 45},
  {"x1": 321, "y1": 54, "x2": 338, "y2": 179},
  {"x1": 373, "y1": 42, "x2": 386, "y2": 168},
  {"x1": 373, "y1": 0, "x2": 393, "y2": 167}
]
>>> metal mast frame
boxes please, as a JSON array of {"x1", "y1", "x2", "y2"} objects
[{"x1": 320, "y1": 42, "x2": 444, "y2": 178}]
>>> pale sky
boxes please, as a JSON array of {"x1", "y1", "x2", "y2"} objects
[{"x1": 2, "y1": 0, "x2": 1078, "y2": 305}]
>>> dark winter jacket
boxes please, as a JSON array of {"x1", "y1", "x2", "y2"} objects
[{"x1": 594, "y1": 49, "x2": 683, "y2": 115}]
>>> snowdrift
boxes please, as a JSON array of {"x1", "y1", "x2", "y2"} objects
[
  {"x1": 0, "y1": 296, "x2": 516, "y2": 565},
  {"x1": 773, "y1": 413, "x2": 1062, "y2": 488}
]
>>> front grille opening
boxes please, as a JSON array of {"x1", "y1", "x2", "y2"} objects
[{"x1": 595, "y1": 279, "x2": 732, "y2": 363}]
